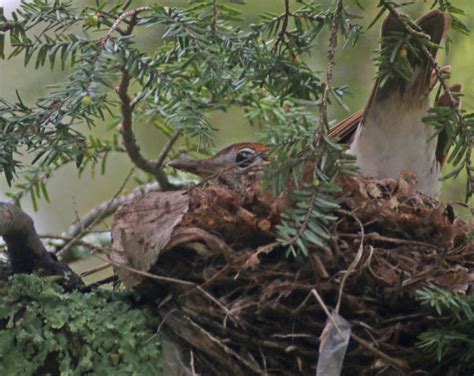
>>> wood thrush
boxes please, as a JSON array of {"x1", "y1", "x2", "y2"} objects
[
  {"x1": 167, "y1": 142, "x2": 269, "y2": 193},
  {"x1": 330, "y1": 10, "x2": 453, "y2": 197},
  {"x1": 168, "y1": 11, "x2": 460, "y2": 198}
]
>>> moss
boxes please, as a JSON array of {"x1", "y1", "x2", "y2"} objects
[{"x1": 0, "y1": 275, "x2": 162, "y2": 375}]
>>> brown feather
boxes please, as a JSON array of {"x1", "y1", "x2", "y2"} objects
[
  {"x1": 365, "y1": 10, "x2": 451, "y2": 117},
  {"x1": 214, "y1": 142, "x2": 269, "y2": 157},
  {"x1": 328, "y1": 111, "x2": 363, "y2": 144}
]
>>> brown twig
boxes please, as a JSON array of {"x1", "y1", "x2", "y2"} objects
[
  {"x1": 311, "y1": 288, "x2": 344, "y2": 336},
  {"x1": 108, "y1": 7, "x2": 176, "y2": 190},
  {"x1": 57, "y1": 168, "x2": 135, "y2": 258},
  {"x1": 46, "y1": 233, "x2": 236, "y2": 320},
  {"x1": 0, "y1": 21, "x2": 17, "y2": 33},
  {"x1": 117, "y1": 69, "x2": 171, "y2": 189},
  {"x1": 80, "y1": 262, "x2": 111, "y2": 277},
  {"x1": 350, "y1": 332, "x2": 409, "y2": 371},
  {"x1": 42, "y1": 235, "x2": 114, "y2": 254},
  {"x1": 272, "y1": 0, "x2": 291, "y2": 52},
  {"x1": 280, "y1": 1, "x2": 344, "y2": 257},
  {"x1": 318, "y1": 0, "x2": 344, "y2": 134},
  {"x1": 190, "y1": 350, "x2": 197, "y2": 376},
  {"x1": 94, "y1": 252, "x2": 236, "y2": 319},
  {"x1": 339, "y1": 232, "x2": 439, "y2": 249},
  {"x1": 336, "y1": 209, "x2": 364, "y2": 313},
  {"x1": 61, "y1": 180, "x2": 163, "y2": 245},
  {"x1": 105, "y1": 6, "x2": 151, "y2": 40},
  {"x1": 154, "y1": 130, "x2": 183, "y2": 168},
  {"x1": 286, "y1": 192, "x2": 317, "y2": 248},
  {"x1": 87, "y1": 275, "x2": 118, "y2": 289}
]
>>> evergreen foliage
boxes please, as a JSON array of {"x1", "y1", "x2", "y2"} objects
[{"x1": 417, "y1": 287, "x2": 474, "y2": 374}]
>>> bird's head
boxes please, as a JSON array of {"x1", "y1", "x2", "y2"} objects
[{"x1": 167, "y1": 142, "x2": 269, "y2": 188}]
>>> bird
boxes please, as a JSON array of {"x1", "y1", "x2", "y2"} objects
[
  {"x1": 167, "y1": 10, "x2": 460, "y2": 198},
  {"x1": 329, "y1": 9, "x2": 453, "y2": 197},
  {"x1": 167, "y1": 142, "x2": 270, "y2": 193}
]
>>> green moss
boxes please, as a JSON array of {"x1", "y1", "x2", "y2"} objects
[{"x1": 0, "y1": 275, "x2": 161, "y2": 376}]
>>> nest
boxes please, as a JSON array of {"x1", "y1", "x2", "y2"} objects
[{"x1": 110, "y1": 176, "x2": 473, "y2": 375}]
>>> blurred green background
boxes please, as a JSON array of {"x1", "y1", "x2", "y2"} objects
[{"x1": 0, "y1": 0, "x2": 472, "y2": 236}]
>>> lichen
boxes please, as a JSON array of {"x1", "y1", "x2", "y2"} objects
[{"x1": 0, "y1": 274, "x2": 162, "y2": 375}]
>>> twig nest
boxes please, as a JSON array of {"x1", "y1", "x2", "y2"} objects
[
  {"x1": 338, "y1": 176, "x2": 468, "y2": 248},
  {"x1": 110, "y1": 177, "x2": 473, "y2": 375},
  {"x1": 111, "y1": 185, "x2": 274, "y2": 289}
]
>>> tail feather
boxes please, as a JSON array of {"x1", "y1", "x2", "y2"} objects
[{"x1": 369, "y1": 10, "x2": 451, "y2": 107}]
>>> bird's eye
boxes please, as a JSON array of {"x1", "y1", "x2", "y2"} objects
[{"x1": 235, "y1": 148, "x2": 257, "y2": 168}]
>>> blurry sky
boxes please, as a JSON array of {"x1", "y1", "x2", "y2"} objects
[
  {"x1": 1, "y1": 0, "x2": 21, "y2": 16},
  {"x1": 0, "y1": 0, "x2": 472, "y2": 234}
]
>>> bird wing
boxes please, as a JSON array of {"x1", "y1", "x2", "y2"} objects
[{"x1": 328, "y1": 110, "x2": 363, "y2": 144}]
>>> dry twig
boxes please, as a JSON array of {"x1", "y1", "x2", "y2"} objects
[
  {"x1": 57, "y1": 168, "x2": 134, "y2": 258},
  {"x1": 61, "y1": 181, "x2": 163, "y2": 243},
  {"x1": 318, "y1": 0, "x2": 344, "y2": 134}
]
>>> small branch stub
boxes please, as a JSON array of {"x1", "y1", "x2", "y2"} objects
[{"x1": 0, "y1": 202, "x2": 83, "y2": 289}]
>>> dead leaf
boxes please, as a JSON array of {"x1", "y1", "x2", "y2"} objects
[{"x1": 111, "y1": 191, "x2": 189, "y2": 288}]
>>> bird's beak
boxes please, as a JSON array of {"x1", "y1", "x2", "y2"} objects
[
  {"x1": 166, "y1": 158, "x2": 221, "y2": 178},
  {"x1": 166, "y1": 159, "x2": 200, "y2": 174}
]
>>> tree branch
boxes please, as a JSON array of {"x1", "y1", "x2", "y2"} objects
[
  {"x1": 0, "y1": 21, "x2": 17, "y2": 32},
  {"x1": 0, "y1": 202, "x2": 82, "y2": 289},
  {"x1": 117, "y1": 69, "x2": 172, "y2": 189},
  {"x1": 105, "y1": 6, "x2": 151, "y2": 39},
  {"x1": 0, "y1": 202, "x2": 49, "y2": 272},
  {"x1": 272, "y1": 0, "x2": 291, "y2": 52},
  {"x1": 110, "y1": 7, "x2": 177, "y2": 190}
]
